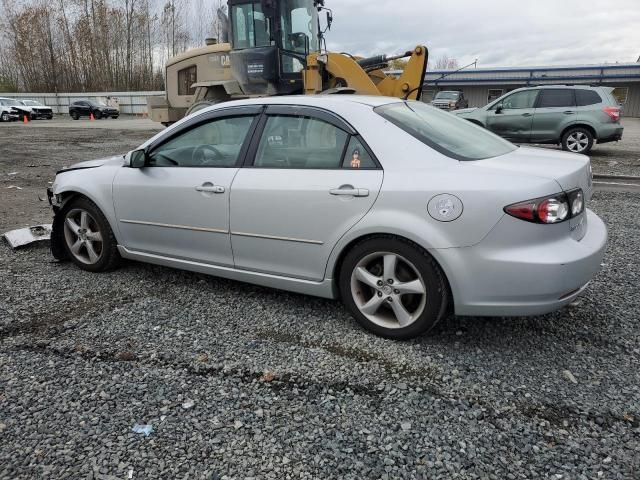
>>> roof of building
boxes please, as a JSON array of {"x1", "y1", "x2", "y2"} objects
[{"x1": 420, "y1": 63, "x2": 640, "y2": 86}]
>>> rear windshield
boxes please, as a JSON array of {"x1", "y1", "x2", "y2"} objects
[{"x1": 375, "y1": 101, "x2": 516, "y2": 161}]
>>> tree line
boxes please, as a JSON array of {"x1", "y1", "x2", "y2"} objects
[{"x1": 0, "y1": 0, "x2": 226, "y2": 93}]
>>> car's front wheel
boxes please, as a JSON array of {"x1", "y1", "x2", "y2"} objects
[
  {"x1": 71, "y1": 111, "x2": 79, "y2": 120},
  {"x1": 339, "y1": 237, "x2": 448, "y2": 340},
  {"x1": 562, "y1": 127, "x2": 594, "y2": 154},
  {"x1": 1, "y1": 112, "x2": 8, "y2": 122},
  {"x1": 62, "y1": 197, "x2": 120, "y2": 272}
]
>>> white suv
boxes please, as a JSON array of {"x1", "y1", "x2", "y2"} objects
[{"x1": 0, "y1": 97, "x2": 20, "y2": 122}]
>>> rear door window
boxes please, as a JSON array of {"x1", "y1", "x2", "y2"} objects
[
  {"x1": 575, "y1": 89, "x2": 602, "y2": 106},
  {"x1": 536, "y1": 89, "x2": 576, "y2": 108},
  {"x1": 253, "y1": 115, "x2": 348, "y2": 169}
]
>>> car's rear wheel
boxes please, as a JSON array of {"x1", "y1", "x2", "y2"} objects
[
  {"x1": 562, "y1": 127, "x2": 594, "y2": 154},
  {"x1": 339, "y1": 237, "x2": 448, "y2": 340},
  {"x1": 62, "y1": 198, "x2": 120, "y2": 272}
]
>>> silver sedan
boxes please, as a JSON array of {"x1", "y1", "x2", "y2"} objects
[{"x1": 47, "y1": 96, "x2": 607, "y2": 339}]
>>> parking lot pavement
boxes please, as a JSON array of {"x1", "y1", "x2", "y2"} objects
[
  {"x1": 1, "y1": 120, "x2": 640, "y2": 479},
  {"x1": 585, "y1": 117, "x2": 640, "y2": 177}
]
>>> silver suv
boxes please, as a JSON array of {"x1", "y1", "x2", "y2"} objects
[{"x1": 453, "y1": 85, "x2": 623, "y2": 154}]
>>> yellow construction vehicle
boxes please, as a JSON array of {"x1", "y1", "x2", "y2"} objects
[{"x1": 147, "y1": 0, "x2": 428, "y2": 125}]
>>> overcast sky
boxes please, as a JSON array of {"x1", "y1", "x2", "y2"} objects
[{"x1": 324, "y1": 0, "x2": 640, "y2": 68}]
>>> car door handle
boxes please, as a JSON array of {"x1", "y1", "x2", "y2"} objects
[
  {"x1": 521, "y1": 113, "x2": 533, "y2": 117},
  {"x1": 195, "y1": 185, "x2": 225, "y2": 193},
  {"x1": 329, "y1": 187, "x2": 369, "y2": 197}
]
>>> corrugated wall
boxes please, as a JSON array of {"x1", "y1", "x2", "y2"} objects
[{"x1": 1, "y1": 91, "x2": 164, "y2": 115}]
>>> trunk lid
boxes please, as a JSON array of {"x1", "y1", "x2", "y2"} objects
[{"x1": 473, "y1": 146, "x2": 593, "y2": 199}]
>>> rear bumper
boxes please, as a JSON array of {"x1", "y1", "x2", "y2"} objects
[
  {"x1": 597, "y1": 126, "x2": 623, "y2": 144},
  {"x1": 437, "y1": 209, "x2": 607, "y2": 317}
]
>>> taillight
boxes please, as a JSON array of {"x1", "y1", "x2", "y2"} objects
[
  {"x1": 603, "y1": 106, "x2": 620, "y2": 122},
  {"x1": 505, "y1": 189, "x2": 584, "y2": 224}
]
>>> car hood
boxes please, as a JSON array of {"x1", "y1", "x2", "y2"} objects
[
  {"x1": 473, "y1": 146, "x2": 592, "y2": 196},
  {"x1": 451, "y1": 107, "x2": 477, "y2": 116},
  {"x1": 57, "y1": 155, "x2": 124, "y2": 174}
]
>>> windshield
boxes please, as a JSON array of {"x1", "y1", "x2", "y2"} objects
[
  {"x1": 280, "y1": 0, "x2": 319, "y2": 53},
  {"x1": 375, "y1": 101, "x2": 516, "y2": 161},
  {"x1": 1, "y1": 99, "x2": 20, "y2": 106},
  {"x1": 89, "y1": 101, "x2": 108, "y2": 107},
  {"x1": 23, "y1": 100, "x2": 42, "y2": 106},
  {"x1": 231, "y1": 2, "x2": 271, "y2": 49},
  {"x1": 435, "y1": 92, "x2": 459, "y2": 100}
]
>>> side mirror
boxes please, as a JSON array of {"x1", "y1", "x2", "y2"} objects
[
  {"x1": 495, "y1": 103, "x2": 504, "y2": 114},
  {"x1": 129, "y1": 149, "x2": 147, "y2": 168}
]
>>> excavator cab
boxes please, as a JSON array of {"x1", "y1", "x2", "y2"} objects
[{"x1": 228, "y1": 0, "x2": 321, "y2": 95}]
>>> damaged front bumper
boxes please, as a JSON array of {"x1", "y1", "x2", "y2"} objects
[{"x1": 46, "y1": 186, "x2": 68, "y2": 260}]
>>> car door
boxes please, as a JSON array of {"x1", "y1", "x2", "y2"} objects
[
  {"x1": 485, "y1": 89, "x2": 538, "y2": 142},
  {"x1": 530, "y1": 89, "x2": 577, "y2": 143},
  {"x1": 229, "y1": 105, "x2": 384, "y2": 281},
  {"x1": 113, "y1": 107, "x2": 260, "y2": 266},
  {"x1": 79, "y1": 101, "x2": 90, "y2": 115}
]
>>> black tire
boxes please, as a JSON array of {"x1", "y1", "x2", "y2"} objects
[
  {"x1": 185, "y1": 101, "x2": 214, "y2": 117},
  {"x1": 561, "y1": 127, "x2": 594, "y2": 154},
  {"x1": 61, "y1": 197, "x2": 121, "y2": 273},
  {"x1": 71, "y1": 111, "x2": 80, "y2": 120},
  {"x1": 93, "y1": 110, "x2": 102, "y2": 120},
  {"x1": 1, "y1": 112, "x2": 8, "y2": 122},
  {"x1": 339, "y1": 236, "x2": 448, "y2": 340},
  {"x1": 111, "y1": 115, "x2": 119, "y2": 119}
]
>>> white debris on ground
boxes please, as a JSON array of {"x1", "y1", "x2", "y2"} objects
[{"x1": 2, "y1": 224, "x2": 52, "y2": 248}]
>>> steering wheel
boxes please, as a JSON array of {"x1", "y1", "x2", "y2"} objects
[{"x1": 192, "y1": 144, "x2": 224, "y2": 166}]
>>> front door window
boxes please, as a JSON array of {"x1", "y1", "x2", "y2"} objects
[
  {"x1": 497, "y1": 90, "x2": 538, "y2": 109},
  {"x1": 149, "y1": 116, "x2": 255, "y2": 167}
]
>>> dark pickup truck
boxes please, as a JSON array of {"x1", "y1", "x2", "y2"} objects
[
  {"x1": 430, "y1": 91, "x2": 469, "y2": 111},
  {"x1": 69, "y1": 100, "x2": 119, "y2": 120}
]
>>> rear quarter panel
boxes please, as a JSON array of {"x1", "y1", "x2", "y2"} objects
[{"x1": 322, "y1": 108, "x2": 562, "y2": 278}]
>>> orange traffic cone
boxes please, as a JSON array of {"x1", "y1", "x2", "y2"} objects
[
  {"x1": 90, "y1": 112, "x2": 95, "y2": 121},
  {"x1": 23, "y1": 114, "x2": 28, "y2": 124}
]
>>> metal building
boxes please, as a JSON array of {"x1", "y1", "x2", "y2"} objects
[{"x1": 420, "y1": 63, "x2": 640, "y2": 117}]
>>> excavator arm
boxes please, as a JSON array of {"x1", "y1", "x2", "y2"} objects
[{"x1": 304, "y1": 45, "x2": 428, "y2": 100}]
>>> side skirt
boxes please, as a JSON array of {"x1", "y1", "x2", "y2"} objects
[{"x1": 117, "y1": 246, "x2": 337, "y2": 299}]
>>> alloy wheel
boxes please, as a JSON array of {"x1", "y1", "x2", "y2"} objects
[
  {"x1": 566, "y1": 131, "x2": 589, "y2": 153},
  {"x1": 63, "y1": 208, "x2": 104, "y2": 265},
  {"x1": 350, "y1": 252, "x2": 427, "y2": 329}
]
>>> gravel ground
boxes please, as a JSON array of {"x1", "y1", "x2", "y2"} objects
[{"x1": 1, "y1": 118, "x2": 640, "y2": 479}]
